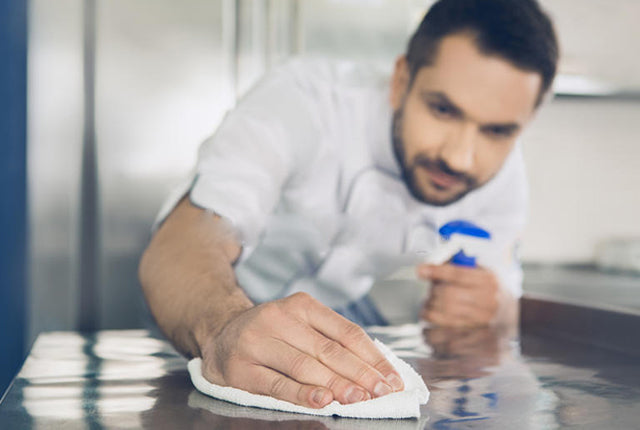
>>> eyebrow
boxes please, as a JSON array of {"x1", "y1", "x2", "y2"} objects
[{"x1": 420, "y1": 91, "x2": 522, "y2": 132}]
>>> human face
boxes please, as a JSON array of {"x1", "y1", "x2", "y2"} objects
[{"x1": 390, "y1": 33, "x2": 542, "y2": 206}]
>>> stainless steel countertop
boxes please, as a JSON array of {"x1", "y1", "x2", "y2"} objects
[
  {"x1": 523, "y1": 264, "x2": 640, "y2": 312},
  {"x1": 2, "y1": 323, "x2": 639, "y2": 429}
]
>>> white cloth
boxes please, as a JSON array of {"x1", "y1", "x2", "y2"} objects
[
  {"x1": 155, "y1": 58, "x2": 528, "y2": 309},
  {"x1": 187, "y1": 391, "x2": 429, "y2": 430},
  {"x1": 187, "y1": 340, "x2": 429, "y2": 419}
]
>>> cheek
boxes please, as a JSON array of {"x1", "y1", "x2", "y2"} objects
[
  {"x1": 400, "y1": 97, "x2": 443, "y2": 158},
  {"x1": 474, "y1": 140, "x2": 515, "y2": 182}
]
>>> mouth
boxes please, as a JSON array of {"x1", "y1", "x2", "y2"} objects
[{"x1": 422, "y1": 166, "x2": 464, "y2": 190}]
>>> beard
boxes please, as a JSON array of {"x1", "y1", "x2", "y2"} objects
[{"x1": 391, "y1": 107, "x2": 477, "y2": 206}]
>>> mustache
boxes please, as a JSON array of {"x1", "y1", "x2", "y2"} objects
[{"x1": 412, "y1": 154, "x2": 475, "y2": 186}]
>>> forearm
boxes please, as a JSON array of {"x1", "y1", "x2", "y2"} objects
[
  {"x1": 138, "y1": 197, "x2": 253, "y2": 358},
  {"x1": 140, "y1": 199, "x2": 404, "y2": 408}
]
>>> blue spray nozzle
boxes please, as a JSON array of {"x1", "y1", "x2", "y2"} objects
[
  {"x1": 439, "y1": 220, "x2": 491, "y2": 241},
  {"x1": 439, "y1": 220, "x2": 491, "y2": 268},
  {"x1": 451, "y1": 250, "x2": 477, "y2": 267}
]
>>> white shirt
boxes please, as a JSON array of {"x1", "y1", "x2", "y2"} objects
[{"x1": 156, "y1": 58, "x2": 528, "y2": 309}]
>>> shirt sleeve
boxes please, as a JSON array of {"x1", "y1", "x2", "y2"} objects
[{"x1": 185, "y1": 63, "x2": 323, "y2": 251}]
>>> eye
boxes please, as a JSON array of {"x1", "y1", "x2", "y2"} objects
[
  {"x1": 483, "y1": 126, "x2": 515, "y2": 140},
  {"x1": 429, "y1": 102, "x2": 456, "y2": 118}
]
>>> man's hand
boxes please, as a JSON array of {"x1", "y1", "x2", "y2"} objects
[
  {"x1": 140, "y1": 198, "x2": 403, "y2": 409},
  {"x1": 198, "y1": 292, "x2": 404, "y2": 409},
  {"x1": 417, "y1": 264, "x2": 515, "y2": 327}
]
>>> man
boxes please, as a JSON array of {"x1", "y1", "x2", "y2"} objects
[{"x1": 140, "y1": 0, "x2": 558, "y2": 409}]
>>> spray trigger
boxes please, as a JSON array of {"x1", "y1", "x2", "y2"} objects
[{"x1": 437, "y1": 220, "x2": 491, "y2": 268}]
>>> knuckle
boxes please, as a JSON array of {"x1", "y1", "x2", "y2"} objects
[
  {"x1": 263, "y1": 302, "x2": 284, "y2": 318},
  {"x1": 289, "y1": 291, "x2": 313, "y2": 306},
  {"x1": 426, "y1": 310, "x2": 444, "y2": 325},
  {"x1": 353, "y1": 364, "x2": 377, "y2": 386},
  {"x1": 442, "y1": 293, "x2": 456, "y2": 309},
  {"x1": 431, "y1": 284, "x2": 446, "y2": 298},
  {"x1": 298, "y1": 385, "x2": 314, "y2": 406},
  {"x1": 317, "y1": 339, "x2": 343, "y2": 362},
  {"x1": 289, "y1": 353, "x2": 311, "y2": 377},
  {"x1": 341, "y1": 323, "x2": 367, "y2": 346},
  {"x1": 438, "y1": 265, "x2": 452, "y2": 276},
  {"x1": 324, "y1": 374, "x2": 342, "y2": 391},
  {"x1": 269, "y1": 375, "x2": 289, "y2": 398},
  {"x1": 426, "y1": 293, "x2": 438, "y2": 307},
  {"x1": 454, "y1": 319, "x2": 469, "y2": 328},
  {"x1": 372, "y1": 357, "x2": 393, "y2": 375},
  {"x1": 434, "y1": 296, "x2": 447, "y2": 311},
  {"x1": 434, "y1": 285, "x2": 448, "y2": 298},
  {"x1": 260, "y1": 302, "x2": 282, "y2": 319}
]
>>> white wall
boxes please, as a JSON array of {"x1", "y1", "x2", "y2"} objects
[
  {"x1": 522, "y1": 1, "x2": 640, "y2": 262},
  {"x1": 540, "y1": 0, "x2": 640, "y2": 90},
  {"x1": 521, "y1": 98, "x2": 640, "y2": 263}
]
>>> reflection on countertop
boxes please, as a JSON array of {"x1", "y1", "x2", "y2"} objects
[{"x1": 2, "y1": 325, "x2": 640, "y2": 429}]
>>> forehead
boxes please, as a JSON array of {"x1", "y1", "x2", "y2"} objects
[{"x1": 412, "y1": 33, "x2": 542, "y2": 124}]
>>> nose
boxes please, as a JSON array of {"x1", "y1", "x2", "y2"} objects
[{"x1": 439, "y1": 122, "x2": 476, "y2": 173}]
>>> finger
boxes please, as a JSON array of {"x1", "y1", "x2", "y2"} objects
[
  {"x1": 424, "y1": 297, "x2": 474, "y2": 323},
  {"x1": 423, "y1": 301, "x2": 492, "y2": 327},
  {"x1": 431, "y1": 283, "x2": 499, "y2": 316},
  {"x1": 302, "y1": 313, "x2": 398, "y2": 397},
  {"x1": 418, "y1": 264, "x2": 491, "y2": 286},
  {"x1": 418, "y1": 263, "x2": 477, "y2": 284},
  {"x1": 248, "y1": 364, "x2": 333, "y2": 409},
  {"x1": 425, "y1": 286, "x2": 469, "y2": 321},
  {"x1": 427, "y1": 291, "x2": 493, "y2": 320},
  {"x1": 423, "y1": 300, "x2": 494, "y2": 327},
  {"x1": 256, "y1": 337, "x2": 372, "y2": 405},
  {"x1": 424, "y1": 289, "x2": 491, "y2": 325},
  {"x1": 429, "y1": 283, "x2": 477, "y2": 308},
  {"x1": 293, "y1": 294, "x2": 403, "y2": 394}
]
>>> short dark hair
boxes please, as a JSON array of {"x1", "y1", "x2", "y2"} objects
[{"x1": 406, "y1": 0, "x2": 559, "y2": 105}]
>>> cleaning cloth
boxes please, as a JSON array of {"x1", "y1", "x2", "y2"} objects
[{"x1": 187, "y1": 339, "x2": 429, "y2": 419}]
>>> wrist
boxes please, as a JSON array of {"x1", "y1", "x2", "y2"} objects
[{"x1": 192, "y1": 288, "x2": 254, "y2": 357}]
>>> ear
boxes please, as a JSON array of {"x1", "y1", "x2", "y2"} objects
[{"x1": 390, "y1": 55, "x2": 410, "y2": 110}]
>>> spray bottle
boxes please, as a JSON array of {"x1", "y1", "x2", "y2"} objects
[
  {"x1": 369, "y1": 220, "x2": 492, "y2": 324},
  {"x1": 427, "y1": 220, "x2": 491, "y2": 267}
]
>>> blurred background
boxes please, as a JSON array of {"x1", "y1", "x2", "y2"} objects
[{"x1": 2, "y1": 0, "x2": 639, "y2": 395}]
